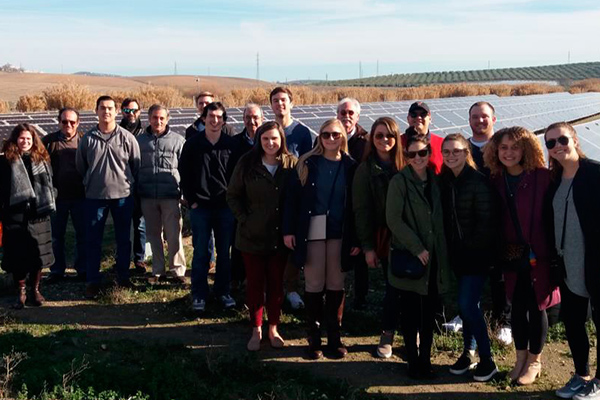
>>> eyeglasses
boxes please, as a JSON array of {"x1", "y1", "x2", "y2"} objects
[
  {"x1": 321, "y1": 131, "x2": 342, "y2": 140},
  {"x1": 545, "y1": 136, "x2": 570, "y2": 149},
  {"x1": 405, "y1": 149, "x2": 430, "y2": 159},
  {"x1": 442, "y1": 149, "x2": 466, "y2": 157},
  {"x1": 409, "y1": 111, "x2": 428, "y2": 118},
  {"x1": 340, "y1": 110, "x2": 355, "y2": 117},
  {"x1": 61, "y1": 120, "x2": 78, "y2": 126},
  {"x1": 123, "y1": 108, "x2": 140, "y2": 114},
  {"x1": 374, "y1": 133, "x2": 396, "y2": 140}
]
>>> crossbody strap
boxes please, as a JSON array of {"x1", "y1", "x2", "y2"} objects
[{"x1": 559, "y1": 181, "x2": 574, "y2": 252}]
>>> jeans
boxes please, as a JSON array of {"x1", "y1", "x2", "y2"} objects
[
  {"x1": 85, "y1": 196, "x2": 134, "y2": 285},
  {"x1": 50, "y1": 198, "x2": 86, "y2": 276},
  {"x1": 189, "y1": 206, "x2": 234, "y2": 301},
  {"x1": 458, "y1": 275, "x2": 491, "y2": 358},
  {"x1": 132, "y1": 196, "x2": 146, "y2": 263}
]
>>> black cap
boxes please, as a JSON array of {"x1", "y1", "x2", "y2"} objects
[{"x1": 408, "y1": 101, "x2": 430, "y2": 114}]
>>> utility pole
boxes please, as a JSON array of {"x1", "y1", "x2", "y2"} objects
[
  {"x1": 359, "y1": 61, "x2": 362, "y2": 79},
  {"x1": 568, "y1": 51, "x2": 571, "y2": 63},
  {"x1": 208, "y1": 67, "x2": 211, "y2": 76},
  {"x1": 256, "y1": 52, "x2": 260, "y2": 82},
  {"x1": 174, "y1": 62, "x2": 178, "y2": 75},
  {"x1": 376, "y1": 60, "x2": 379, "y2": 77},
  {"x1": 326, "y1": 73, "x2": 328, "y2": 82},
  {"x1": 488, "y1": 60, "x2": 491, "y2": 69}
]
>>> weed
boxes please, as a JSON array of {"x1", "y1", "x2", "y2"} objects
[
  {"x1": 16, "y1": 94, "x2": 46, "y2": 112},
  {"x1": 0, "y1": 99, "x2": 9, "y2": 113},
  {"x1": 0, "y1": 347, "x2": 29, "y2": 398}
]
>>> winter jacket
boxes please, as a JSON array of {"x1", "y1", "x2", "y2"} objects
[
  {"x1": 386, "y1": 166, "x2": 450, "y2": 295},
  {"x1": 136, "y1": 126, "x2": 185, "y2": 199},
  {"x1": 282, "y1": 153, "x2": 358, "y2": 270},
  {"x1": 227, "y1": 153, "x2": 297, "y2": 255},
  {"x1": 440, "y1": 165, "x2": 498, "y2": 276},
  {"x1": 76, "y1": 125, "x2": 140, "y2": 200},
  {"x1": 185, "y1": 117, "x2": 234, "y2": 140},
  {"x1": 42, "y1": 130, "x2": 85, "y2": 200},
  {"x1": 353, "y1": 154, "x2": 395, "y2": 251},
  {"x1": 347, "y1": 124, "x2": 369, "y2": 162},
  {"x1": 491, "y1": 168, "x2": 560, "y2": 311}
]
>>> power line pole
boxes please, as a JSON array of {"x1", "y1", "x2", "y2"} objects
[
  {"x1": 174, "y1": 62, "x2": 178, "y2": 75},
  {"x1": 376, "y1": 60, "x2": 379, "y2": 77},
  {"x1": 568, "y1": 50, "x2": 571, "y2": 63},
  {"x1": 359, "y1": 61, "x2": 362, "y2": 79},
  {"x1": 256, "y1": 52, "x2": 260, "y2": 82}
]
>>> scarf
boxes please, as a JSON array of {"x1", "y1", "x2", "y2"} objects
[
  {"x1": 10, "y1": 155, "x2": 56, "y2": 216},
  {"x1": 120, "y1": 118, "x2": 143, "y2": 136}
]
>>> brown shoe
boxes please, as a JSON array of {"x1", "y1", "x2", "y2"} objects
[
  {"x1": 13, "y1": 279, "x2": 26, "y2": 310},
  {"x1": 509, "y1": 349, "x2": 528, "y2": 382},
  {"x1": 517, "y1": 352, "x2": 542, "y2": 385},
  {"x1": 29, "y1": 270, "x2": 45, "y2": 307},
  {"x1": 133, "y1": 262, "x2": 147, "y2": 275}
]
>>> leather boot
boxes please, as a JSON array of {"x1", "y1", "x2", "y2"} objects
[
  {"x1": 325, "y1": 290, "x2": 348, "y2": 359},
  {"x1": 304, "y1": 291, "x2": 324, "y2": 360},
  {"x1": 13, "y1": 279, "x2": 26, "y2": 310},
  {"x1": 517, "y1": 351, "x2": 542, "y2": 385},
  {"x1": 509, "y1": 349, "x2": 528, "y2": 381},
  {"x1": 29, "y1": 269, "x2": 45, "y2": 307}
]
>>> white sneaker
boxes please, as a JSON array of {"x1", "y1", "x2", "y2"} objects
[
  {"x1": 496, "y1": 326, "x2": 513, "y2": 346},
  {"x1": 442, "y1": 315, "x2": 463, "y2": 333},
  {"x1": 286, "y1": 291, "x2": 305, "y2": 310},
  {"x1": 192, "y1": 298, "x2": 206, "y2": 312}
]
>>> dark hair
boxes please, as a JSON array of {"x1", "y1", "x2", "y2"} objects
[
  {"x1": 240, "y1": 121, "x2": 290, "y2": 178},
  {"x1": 544, "y1": 121, "x2": 586, "y2": 180},
  {"x1": 121, "y1": 98, "x2": 140, "y2": 110},
  {"x1": 95, "y1": 95, "x2": 117, "y2": 110},
  {"x1": 58, "y1": 107, "x2": 80, "y2": 121},
  {"x1": 200, "y1": 102, "x2": 228, "y2": 122},
  {"x1": 2, "y1": 123, "x2": 49, "y2": 163},
  {"x1": 483, "y1": 126, "x2": 545, "y2": 176},
  {"x1": 405, "y1": 134, "x2": 430, "y2": 150},
  {"x1": 363, "y1": 116, "x2": 404, "y2": 172},
  {"x1": 468, "y1": 101, "x2": 495, "y2": 116},
  {"x1": 269, "y1": 87, "x2": 293, "y2": 103}
]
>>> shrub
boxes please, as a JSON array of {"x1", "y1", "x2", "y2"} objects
[
  {"x1": 0, "y1": 99, "x2": 9, "y2": 113},
  {"x1": 15, "y1": 94, "x2": 46, "y2": 112},
  {"x1": 43, "y1": 82, "x2": 96, "y2": 110},
  {"x1": 570, "y1": 78, "x2": 600, "y2": 93}
]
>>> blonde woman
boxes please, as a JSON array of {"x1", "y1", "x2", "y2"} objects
[{"x1": 283, "y1": 118, "x2": 360, "y2": 360}]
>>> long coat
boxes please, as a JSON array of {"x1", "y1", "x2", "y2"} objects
[
  {"x1": 282, "y1": 153, "x2": 358, "y2": 271},
  {"x1": 491, "y1": 168, "x2": 560, "y2": 311},
  {"x1": 385, "y1": 166, "x2": 450, "y2": 295}
]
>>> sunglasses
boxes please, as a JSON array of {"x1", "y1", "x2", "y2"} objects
[
  {"x1": 405, "y1": 149, "x2": 430, "y2": 159},
  {"x1": 545, "y1": 136, "x2": 570, "y2": 149},
  {"x1": 123, "y1": 108, "x2": 140, "y2": 114},
  {"x1": 321, "y1": 131, "x2": 342, "y2": 140},
  {"x1": 374, "y1": 133, "x2": 396, "y2": 140},
  {"x1": 340, "y1": 110, "x2": 355, "y2": 117},
  {"x1": 409, "y1": 111, "x2": 428, "y2": 118},
  {"x1": 442, "y1": 149, "x2": 466, "y2": 157},
  {"x1": 61, "y1": 120, "x2": 78, "y2": 126}
]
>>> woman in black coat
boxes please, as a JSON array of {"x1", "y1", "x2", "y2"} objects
[
  {"x1": 440, "y1": 134, "x2": 498, "y2": 382},
  {"x1": 0, "y1": 123, "x2": 55, "y2": 309},
  {"x1": 545, "y1": 122, "x2": 600, "y2": 399},
  {"x1": 283, "y1": 118, "x2": 360, "y2": 360}
]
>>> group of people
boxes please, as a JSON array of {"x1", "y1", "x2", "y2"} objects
[{"x1": 1, "y1": 86, "x2": 600, "y2": 399}]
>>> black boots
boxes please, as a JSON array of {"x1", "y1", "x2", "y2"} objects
[
  {"x1": 304, "y1": 291, "x2": 324, "y2": 360},
  {"x1": 325, "y1": 290, "x2": 348, "y2": 359},
  {"x1": 13, "y1": 279, "x2": 26, "y2": 310},
  {"x1": 29, "y1": 269, "x2": 45, "y2": 307}
]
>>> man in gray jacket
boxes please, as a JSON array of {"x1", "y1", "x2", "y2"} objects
[
  {"x1": 76, "y1": 95, "x2": 141, "y2": 299},
  {"x1": 137, "y1": 104, "x2": 186, "y2": 284}
]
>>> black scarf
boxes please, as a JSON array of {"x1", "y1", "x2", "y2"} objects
[{"x1": 120, "y1": 118, "x2": 143, "y2": 136}]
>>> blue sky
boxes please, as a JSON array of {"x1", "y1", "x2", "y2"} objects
[{"x1": 1, "y1": 0, "x2": 599, "y2": 82}]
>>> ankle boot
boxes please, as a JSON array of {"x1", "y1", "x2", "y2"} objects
[
  {"x1": 325, "y1": 290, "x2": 348, "y2": 359},
  {"x1": 304, "y1": 291, "x2": 324, "y2": 360},
  {"x1": 29, "y1": 269, "x2": 45, "y2": 307},
  {"x1": 509, "y1": 349, "x2": 528, "y2": 381},
  {"x1": 13, "y1": 279, "x2": 26, "y2": 309},
  {"x1": 517, "y1": 351, "x2": 542, "y2": 385}
]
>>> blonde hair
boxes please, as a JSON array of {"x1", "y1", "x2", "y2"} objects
[
  {"x1": 297, "y1": 119, "x2": 348, "y2": 185},
  {"x1": 483, "y1": 126, "x2": 546, "y2": 176},
  {"x1": 441, "y1": 133, "x2": 477, "y2": 174}
]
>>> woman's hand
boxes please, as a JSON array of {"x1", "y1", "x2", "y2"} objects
[
  {"x1": 350, "y1": 247, "x2": 361, "y2": 256},
  {"x1": 365, "y1": 250, "x2": 378, "y2": 268},
  {"x1": 417, "y1": 250, "x2": 430, "y2": 266},
  {"x1": 284, "y1": 235, "x2": 296, "y2": 250}
]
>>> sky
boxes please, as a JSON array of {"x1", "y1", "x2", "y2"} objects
[{"x1": 1, "y1": 0, "x2": 599, "y2": 82}]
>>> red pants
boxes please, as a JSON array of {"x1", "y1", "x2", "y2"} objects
[{"x1": 242, "y1": 251, "x2": 287, "y2": 327}]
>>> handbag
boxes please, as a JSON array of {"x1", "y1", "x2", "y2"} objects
[
  {"x1": 307, "y1": 161, "x2": 342, "y2": 241},
  {"x1": 389, "y1": 175, "x2": 426, "y2": 280}
]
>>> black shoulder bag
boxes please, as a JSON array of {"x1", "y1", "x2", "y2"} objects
[{"x1": 390, "y1": 175, "x2": 426, "y2": 280}]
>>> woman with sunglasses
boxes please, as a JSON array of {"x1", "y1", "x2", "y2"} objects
[
  {"x1": 0, "y1": 124, "x2": 55, "y2": 309},
  {"x1": 545, "y1": 122, "x2": 600, "y2": 399},
  {"x1": 440, "y1": 134, "x2": 498, "y2": 381},
  {"x1": 283, "y1": 118, "x2": 360, "y2": 360},
  {"x1": 352, "y1": 117, "x2": 405, "y2": 359},
  {"x1": 483, "y1": 127, "x2": 560, "y2": 385},
  {"x1": 227, "y1": 121, "x2": 297, "y2": 351},
  {"x1": 386, "y1": 135, "x2": 450, "y2": 379}
]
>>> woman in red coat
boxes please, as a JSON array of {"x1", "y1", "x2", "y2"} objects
[{"x1": 483, "y1": 126, "x2": 560, "y2": 385}]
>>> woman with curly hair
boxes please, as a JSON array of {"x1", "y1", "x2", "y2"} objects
[
  {"x1": 0, "y1": 124, "x2": 55, "y2": 309},
  {"x1": 483, "y1": 127, "x2": 560, "y2": 385},
  {"x1": 352, "y1": 117, "x2": 405, "y2": 359}
]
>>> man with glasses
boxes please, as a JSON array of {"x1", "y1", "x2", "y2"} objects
[
  {"x1": 185, "y1": 91, "x2": 234, "y2": 140},
  {"x1": 337, "y1": 98, "x2": 368, "y2": 162},
  {"x1": 43, "y1": 107, "x2": 86, "y2": 283},
  {"x1": 118, "y1": 98, "x2": 148, "y2": 275},
  {"x1": 402, "y1": 101, "x2": 443, "y2": 173}
]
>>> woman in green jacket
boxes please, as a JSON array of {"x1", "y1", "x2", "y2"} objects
[
  {"x1": 353, "y1": 117, "x2": 404, "y2": 359},
  {"x1": 227, "y1": 121, "x2": 298, "y2": 351},
  {"x1": 386, "y1": 134, "x2": 450, "y2": 379}
]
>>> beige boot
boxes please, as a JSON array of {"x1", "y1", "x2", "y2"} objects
[
  {"x1": 517, "y1": 351, "x2": 542, "y2": 385},
  {"x1": 509, "y1": 349, "x2": 528, "y2": 381}
]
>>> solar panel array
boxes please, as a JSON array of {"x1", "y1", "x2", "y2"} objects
[
  {"x1": 0, "y1": 92, "x2": 599, "y2": 144},
  {"x1": 575, "y1": 120, "x2": 600, "y2": 160}
]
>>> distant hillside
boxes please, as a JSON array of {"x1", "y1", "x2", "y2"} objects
[
  {"x1": 315, "y1": 62, "x2": 600, "y2": 87},
  {"x1": 73, "y1": 71, "x2": 122, "y2": 77}
]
